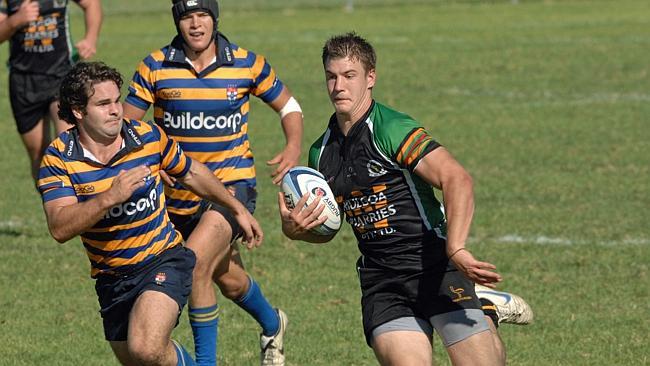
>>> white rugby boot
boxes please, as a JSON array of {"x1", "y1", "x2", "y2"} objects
[
  {"x1": 475, "y1": 284, "x2": 534, "y2": 325},
  {"x1": 260, "y1": 309, "x2": 288, "y2": 366}
]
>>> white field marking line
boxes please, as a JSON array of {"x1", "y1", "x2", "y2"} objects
[
  {"x1": 435, "y1": 87, "x2": 650, "y2": 108},
  {"x1": 473, "y1": 234, "x2": 650, "y2": 246},
  {"x1": 0, "y1": 219, "x2": 23, "y2": 229}
]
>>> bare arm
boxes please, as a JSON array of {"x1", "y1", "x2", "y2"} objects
[
  {"x1": 176, "y1": 159, "x2": 263, "y2": 248},
  {"x1": 277, "y1": 192, "x2": 335, "y2": 244},
  {"x1": 75, "y1": 0, "x2": 102, "y2": 59},
  {"x1": 414, "y1": 147, "x2": 502, "y2": 286},
  {"x1": 43, "y1": 166, "x2": 151, "y2": 243},
  {"x1": 266, "y1": 86, "x2": 304, "y2": 184},
  {"x1": 122, "y1": 102, "x2": 148, "y2": 121},
  {"x1": 0, "y1": 0, "x2": 39, "y2": 43}
]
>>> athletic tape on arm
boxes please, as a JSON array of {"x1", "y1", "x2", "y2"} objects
[{"x1": 279, "y1": 96, "x2": 302, "y2": 118}]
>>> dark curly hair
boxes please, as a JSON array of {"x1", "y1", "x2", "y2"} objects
[
  {"x1": 58, "y1": 62, "x2": 123, "y2": 126},
  {"x1": 322, "y1": 32, "x2": 376, "y2": 73}
]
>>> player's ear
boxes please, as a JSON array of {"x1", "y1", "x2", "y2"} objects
[
  {"x1": 72, "y1": 107, "x2": 85, "y2": 120},
  {"x1": 366, "y1": 68, "x2": 376, "y2": 89}
]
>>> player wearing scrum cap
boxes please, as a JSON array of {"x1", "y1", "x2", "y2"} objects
[{"x1": 123, "y1": 0, "x2": 301, "y2": 365}]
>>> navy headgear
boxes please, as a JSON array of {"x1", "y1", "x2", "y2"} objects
[{"x1": 172, "y1": 0, "x2": 219, "y2": 39}]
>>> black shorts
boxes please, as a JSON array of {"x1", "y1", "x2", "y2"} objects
[
  {"x1": 9, "y1": 71, "x2": 64, "y2": 134},
  {"x1": 94, "y1": 245, "x2": 196, "y2": 341},
  {"x1": 357, "y1": 257, "x2": 483, "y2": 346},
  {"x1": 168, "y1": 182, "x2": 257, "y2": 242}
]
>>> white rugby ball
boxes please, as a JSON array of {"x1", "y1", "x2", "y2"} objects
[{"x1": 281, "y1": 166, "x2": 341, "y2": 236}]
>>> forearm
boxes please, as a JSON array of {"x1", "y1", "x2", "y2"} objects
[
  {"x1": 442, "y1": 173, "x2": 474, "y2": 254},
  {"x1": 280, "y1": 112, "x2": 303, "y2": 151},
  {"x1": 177, "y1": 160, "x2": 244, "y2": 213},
  {"x1": 81, "y1": 0, "x2": 102, "y2": 43},
  {"x1": 0, "y1": 15, "x2": 21, "y2": 43},
  {"x1": 46, "y1": 193, "x2": 115, "y2": 243}
]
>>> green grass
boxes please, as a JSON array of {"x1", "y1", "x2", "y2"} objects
[{"x1": 1, "y1": 0, "x2": 649, "y2": 365}]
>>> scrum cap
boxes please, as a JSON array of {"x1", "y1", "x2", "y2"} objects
[{"x1": 172, "y1": 0, "x2": 219, "y2": 33}]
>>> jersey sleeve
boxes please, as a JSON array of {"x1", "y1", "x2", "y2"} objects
[
  {"x1": 375, "y1": 117, "x2": 440, "y2": 172},
  {"x1": 151, "y1": 123, "x2": 192, "y2": 178},
  {"x1": 37, "y1": 146, "x2": 76, "y2": 203},
  {"x1": 125, "y1": 57, "x2": 157, "y2": 110},
  {"x1": 249, "y1": 52, "x2": 284, "y2": 103},
  {"x1": 308, "y1": 133, "x2": 326, "y2": 171}
]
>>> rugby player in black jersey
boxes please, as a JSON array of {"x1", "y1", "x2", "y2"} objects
[
  {"x1": 0, "y1": 0, "x2": 102, "y2": 181},
  {"x1": 279, "y1": 33, "x2": 532, "y2": 366}
]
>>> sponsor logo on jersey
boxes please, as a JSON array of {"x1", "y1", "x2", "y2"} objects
[
  {"x1": 104, "y1": 187, "x2": 157, "y2": 219},
  {"x1": 159, "y1": 89, "x2": 182, "y2": 99},
  {"x1": 66, "y1": 139, "x2": 74, "y2": 157},
  {"x1": 126, "y1": 128, "x2": 142, "y2": 146},
  {"x1": 163, "y1": 111, "x2": 242, "y2": 133},
  {"x1": 75, "y1": 185, "x2": 95, "y2": 194},
  {"x1": 224, "y1": 46, "x2": 233, "y2": 62},
  {"x1": 367, "y1": 159, "x2": 387, "y2": 177}
]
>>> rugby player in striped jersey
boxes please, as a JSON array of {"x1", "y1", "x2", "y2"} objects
[
  {"x1": 38, "y1": 62, "x2": 262, "y2": 366},
  {"x1": 123, "y1": 1, "x2": 299, "y2": 364}
]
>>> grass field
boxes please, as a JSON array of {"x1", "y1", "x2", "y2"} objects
[{"x1": 1, "y1": 0, "x2": 649, "y2": 365}]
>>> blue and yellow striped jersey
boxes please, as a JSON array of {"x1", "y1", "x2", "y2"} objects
[
  {"x1": 37, "y1": 119, "x2": 192, "y2": 278},
  {"x1": 125, "y1": 33, "x2": 284, "y2": 216}
]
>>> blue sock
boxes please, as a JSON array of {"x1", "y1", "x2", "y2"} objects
[
  {"x1": 235, "y1": 277, "x2": 280, "y2": 336},
  {"x1": 189, "y1": 305, "x2": 219, "y2": 366},
  {"x1": 172, "y1": 340, "x2": 196, "y2": 366}
]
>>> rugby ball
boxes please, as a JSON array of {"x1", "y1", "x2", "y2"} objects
[{"x1": 281, "y1": 166, "x2": 341, "y2": 236}]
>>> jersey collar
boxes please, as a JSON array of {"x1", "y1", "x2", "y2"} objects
[
  {"x1": 166, "y1": 31, "x2": 235, "y2": 70},
  {"x1": 62, "y1": 119, "x2": 145, "y2": 165},
  {"x1": 329, "y1": 100, "x2": 376, "y2": 138}
]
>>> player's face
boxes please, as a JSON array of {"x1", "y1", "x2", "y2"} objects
[
  {"x1": 179, "y1": 11, "x2": 214, "y2": 52},
  {"x1": 75, "y1": 81, "x2": 123, "y2": 141},
  {"x1": 325, "y1": 56, "x2": 376, "y2": 120}
]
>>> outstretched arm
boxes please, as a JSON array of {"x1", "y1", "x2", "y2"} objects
[
  {"x1": 414, "y1": 147, "x2": 502, "y2": 287},
  {"x1": 75, "y1": 0, "x2": 102, "y2": 59},
  {"x1": 266, "y1": 86, "x2": 304, "y2": 185},
  {"x1": 176, "y1": 159, "x2": 264, "y2": 249}
]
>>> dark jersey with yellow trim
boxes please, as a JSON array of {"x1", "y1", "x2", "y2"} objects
[
  {"x1": 308, "y1": 101, "x2": 448, "y2": 272},
  {"x1": 37, "y1": 119, "x2": 192, "y2": 278},
  {"x1": 0, "y1": 0, "x2": 78, "y2": 75},
  {"x1": 125, "y1": 32, "x2": 284, "y2": 216}
]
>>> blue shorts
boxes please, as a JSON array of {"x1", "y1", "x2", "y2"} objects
[
  {"x1": 169, "y1": 182, "x2": 257, "y2": 242},
  {"x1": 94, "y1": 245, "x2": 196, "y2": 341}
]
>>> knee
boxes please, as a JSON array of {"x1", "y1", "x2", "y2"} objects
[
  {"x1": 215, "y1": 272, "x2": 249, "y2": 300},
  {"x1": 128, "y1": 339, "x2": 167, "y2": 366}
]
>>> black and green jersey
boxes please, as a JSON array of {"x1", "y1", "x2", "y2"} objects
[
  {"x1": 309, "y1": 101, "x2": 449, "y2": 272},
  {"x1": 0, "y1": 0, "x2": 79, "y2": 76}
]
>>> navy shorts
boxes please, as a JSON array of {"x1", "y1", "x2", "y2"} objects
[
  {"x1": 9, "y1": 71, "x2": 63, "y2": 134},
  {"x1": 94, "y1": 245, "x2": 196, "y2": 341},
  {"x1": 357, "y1": 257, "x2": 483, "y2": 346},
  {"x1": 169, "y1": 182, "x2": 257, "y2": 242}
]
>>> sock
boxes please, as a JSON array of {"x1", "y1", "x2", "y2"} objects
[
  {"x1": 480, "y1": 298, "x2": 499, "y2": 328},
  {"x1": 189, "y1": 304, "x2": 219, "y2": 366},
  {"x1": 235, "y1": 276, "x2": 279, "y2": 336},
  {"x1": 172, "y1": 340, "x2": 197, "y2": 366}
]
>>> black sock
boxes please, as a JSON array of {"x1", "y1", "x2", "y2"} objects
[{"x1": 480, "y1": 298, "x2": 499, "y2": 328}]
